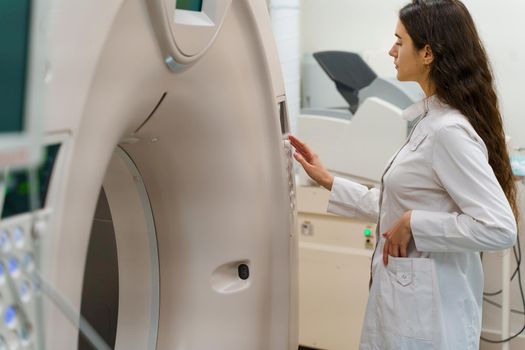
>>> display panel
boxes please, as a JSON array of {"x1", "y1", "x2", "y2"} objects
[
  {"x1": 176, "y1": 0, "x2": 203, "y2": 12},
  {"x1": 0, "y1": 0, "x2": 32, "y2": 133},
  {"x1": 1, "y1": 143, "x2": 60, "y2": 218}
]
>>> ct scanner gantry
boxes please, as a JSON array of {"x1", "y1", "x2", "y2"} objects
[{"x1": 0, "y1": 1, "x2": 298, "y2": 349}]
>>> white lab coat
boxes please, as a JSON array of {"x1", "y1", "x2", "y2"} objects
[{"x1": 327, "y1": 95, "x2": 517, "y2": 350}]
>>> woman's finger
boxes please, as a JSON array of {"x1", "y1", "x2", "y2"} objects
[
  {"x1": 389, "y1": 244, "x2": 399, "y2": 258},
  {"x1": 288, "y1": 134, "x2": 305, "y2": 148},
  {"x1": 288, "y1": 135, "x2": 304, "y2": 151},
  {"x1": 289, "y1": 135, "x2": 313, "y2": 158},
  {"x1": 293, "y1": 151, "x2": 311, "y2": 169},
  {"x1": 293, "y1": 146, "x2": 310, "y2": 161},
  {"x1": 400, "y1": 244, "x2": 408, "y2": 258},
  {"x1": 289, "y1": 140, "x2": 309, "y2": 160}
]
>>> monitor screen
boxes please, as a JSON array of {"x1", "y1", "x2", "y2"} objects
[
  {"x1": 0, "y1": 0, "x2": 32, "y2": 134},
  {"x1": 2, "y1": 143, "x2": 61, "y2": 218},
  {"x1": 176, "y1": 0, "x2": 203, "y2": 12}
]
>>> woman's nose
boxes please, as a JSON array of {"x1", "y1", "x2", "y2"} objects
[{"x1": 389, "y1": 46, "x2": 397, "y2": 58}]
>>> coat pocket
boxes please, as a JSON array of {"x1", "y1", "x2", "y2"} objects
[{"x1": 377, "y1": 257, "x2": 435, "y2": 341}]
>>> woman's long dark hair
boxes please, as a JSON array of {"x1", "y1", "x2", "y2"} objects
[{"x1": 400, "y1": 0, "x2": 519, "y2": 221}]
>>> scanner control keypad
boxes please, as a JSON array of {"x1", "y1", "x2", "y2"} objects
[{"x1": 0, "y1": 214, "x2": 44, "y2": 350}]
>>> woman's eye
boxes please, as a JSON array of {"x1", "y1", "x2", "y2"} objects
[{"x1": 396, "y1": 42, "x2": 402, "y2": 46}]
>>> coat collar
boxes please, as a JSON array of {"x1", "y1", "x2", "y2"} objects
[{"x1": 402, "y1": 95, "x2": 444, "y2": 121}]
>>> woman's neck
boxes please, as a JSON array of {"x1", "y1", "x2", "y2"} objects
[{"x1": 420, "y1": 77, "x2": 436, "y2": 97}]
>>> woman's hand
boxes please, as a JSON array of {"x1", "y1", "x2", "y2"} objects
[
  {"x1": 382, "y1": 211, "x2": 413, "y2": 265},
  {"x1": 288, "y1": 135, "x2": 334, "y2": 190}
]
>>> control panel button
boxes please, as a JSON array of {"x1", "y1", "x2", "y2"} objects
[
  {"x1": 0, "y1": 231, "x2": 11, "y2": 253},
  {"x1": 18, "y1": 280, "x2": 31, "y2": 303},
  {"x1": 22, "y1": 253, "x2": 35, "y2": 273},
  {"x1": 31, "y1": 219, "x2": 48, "y2": 239},
  {"x1": 4, "y1": 305, "x2": 17, "y2": 329},
  {"x1": 10, "y1": 227, "x2": 25, "y2": 248},
  {"x1": 7, "y1": 257, "x2": 20, "y2": 278},
  {"x1": 19, "y1": 326, "x2": 32, "y2": 346}
]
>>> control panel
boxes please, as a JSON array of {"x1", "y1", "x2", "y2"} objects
[
  {"x1": 0, "y1": 142, "x2": 63, "y2": 349},
  {"x1": 0, "y1": 212, "x2": 46, "y2": 349},
  {"x1": 279, "y1": 100, "x2": 296, "y2": 215}
]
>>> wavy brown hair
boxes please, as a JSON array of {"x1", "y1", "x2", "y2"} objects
[{"x1": 400, "y1": 0, "x2": 519, "y2": 221}]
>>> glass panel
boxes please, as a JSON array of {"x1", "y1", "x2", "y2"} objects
[
  {"x1": 176, "y1": 0, "x2": 203, "y2": 12},
  {"x1": 1, "y1": 143, "x2": 60, "y2": 218},
  {"x1": 0, "y1": 0, "x2": 32, "y2": 133}
]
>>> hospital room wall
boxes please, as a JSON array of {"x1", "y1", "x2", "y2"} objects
[{"x1": 300, "y1": 0, "x2": 525, "y2": 343}]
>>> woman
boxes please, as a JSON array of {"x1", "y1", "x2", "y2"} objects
[{"x1": 290, "y1": 1, "x2": 518, "y2": 349}]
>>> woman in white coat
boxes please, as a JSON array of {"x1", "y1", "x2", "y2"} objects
[{"x1": 290, "y1": 0, "x2": 518, "y2": 349}]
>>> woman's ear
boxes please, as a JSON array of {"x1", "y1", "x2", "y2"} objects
[{"x1": 422, "y1": 44, "x2": 434, "y2": 65}]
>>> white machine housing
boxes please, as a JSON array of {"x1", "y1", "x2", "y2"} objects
[{"x1": 2, "y1": 0, "x2": 298, "y2": 349}]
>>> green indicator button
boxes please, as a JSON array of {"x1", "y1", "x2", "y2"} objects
[{"x1": 363, "y1": 228, "x2": 372, "y2": 237}]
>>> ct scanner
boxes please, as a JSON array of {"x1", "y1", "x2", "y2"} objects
[{"x1": 0, "y1": 0, "x2": 298, "y2": 349}]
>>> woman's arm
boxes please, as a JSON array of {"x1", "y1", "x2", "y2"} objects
[
  {"x1": 289, "y1": 134, "x2": 380, "y2": 221},
  {"x1": 411, "y1": 124, "x2": 517, "y2": 252},
  {"x1": 327, "y1": 177, "x2": 380, "y2": 222}
]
